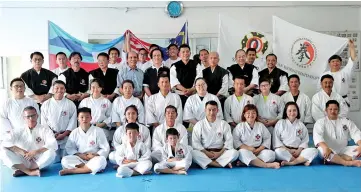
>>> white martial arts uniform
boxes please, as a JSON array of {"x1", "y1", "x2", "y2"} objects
[
  {"x1": 108, "y1": 62, "x2": 124, "y2": 70},
  {"x1": 313, "y1": 117, "x2": 361, "y2": 160},
  {"x1": 224, "y1": 94, "x2": 254, "y2": 124},
  {"x1": 0, "y1": 97, "x2": 40, "y2": 135},
  {"x1": 311, "y1": 90, "x2": 349, "y2": 122},
  {"x1": 318, "y1": 58, "x2": 353, "y2": 98},
  {"x1": 146, "y1": 91, "x2": 183, "y2": 125},
  {"x1": 196, "y1": 68, "x2": 229, "y2": 97},
  {"x1": 52, "y1": 67, "x2": 69, "y2": 76},
  {"x1": 164, "y1": 57, "x2": 181, "y2": 68},
  {"x1": 114, "y1": 141, "x2": 152, "y2": 178},
  {"x1": 253, "y1": 93, "x2": 283, "y2": 133},
  {"x1": 183, "y1": 93, "x2": 223, "y2": 122},
  {"x1": 281, "y1": 92, "x2": 313, "y2": 124},
  {"x1": 273, "y1": 119, "x2": 318, "y2": 163},
  {"x1": 138, "y1": 60, "x2": 152, "y2": 72},
  {"x1": 61, "y1": 126, "x2": 110, "y2": 175},
  {"x1": 192, "y1": 118, "x2": 238, "y2": 169},
  {"x1": 233, "y1": 122, "x2": 275, "y2": 166},
  {"x1": 1, "y1": 124, "x2": 57, "y2": 170},
  {"x1": 111, "y1": 96, "x2": 145, "y2": 125},
  {"x1": 196, "y1": 63, "x2": 208, "y2": 77},
  {"x1": 154, "y1": 142, "x2": 192, "y2": 173},
  {"x1": 41, "y1": 97, "x2": 77, "y2": 161},
  {"x1": 109, "y1": 123, "x2": 151, "y2": 164},
  {"x1": 151, "y1": 122, "x2": 189, "y2": 163},
  {"x1": 79, "y1": 96, "x2": 113, "y2": 140},
  {"x1": 252, "y1": 58, "x2": 267, "y2": 72}
]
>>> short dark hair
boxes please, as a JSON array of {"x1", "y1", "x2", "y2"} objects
[
  {"x1": 56, "y1": 52, "x2": 67, "y2": 58},
  {"x1": 259, "y1": 78, "x2": 271, "y2": 86},
  {"x1": 77, "y1": 107, "x2": 91, "y2": 116},
  {"x1": 241, "y1": 104, "x2": 259, "y2": 122},
  {"x1": 195, "y1": 77, "x2": 206, "y2": 84},
  {"x1": 97, "y1": 52, "x2": 109, "y2": 60},
  {"x1": 199, "y1": 49, "x2": 209, "y2": 55},
  {"x1": 282, "y1": 102, "x2": 301, "y2": 119},
  {"x1": 266, "y1": 53, "x2": 277, "y2": 61},
  {"x1": 166, "y1": 128, "x2": 179, "y2": 138},
  {"x1": 125, "y1": 122, "x2": 139, "y2": 132},
  {"x1": 167, "y1": 43, "x2": 178, "y2": 50},
  {"x1": 90, "y1": 78, "x2": 104, "y2": 88},
  {"x1": 235, "y1": 49, "x2": 246, "y2": 58},
  {"x1": 165, "y1": 105, "x2": 177, "y2": 115},
  {"x1": 246, "y1": 48, "x2": 257, "y2": 55},
  {"x1": 69, "y1": 52, "x2": 83, "y2": 60},
  {"x1": 326, "y1": 100, "x2": 339, "y2": 109},
  {"x1": 320, "y1": 74, "x2": 334, "y2": 83},
  {"x1": 10, "y1": 78, "x2": 24, "y2": 87},
  {"x1": 150, "y1": 48, "x2": 164, "y2": 60},
  {"x1": 158, "y1": 73, "x2": 170, "y2": 83},
  {"x1": 108, "y1": 47, "x2": 120, "y2": 56},
  {"x1": 30, "y1": 52, "x2": 44, "y2": 60},
  {"x1": 122, "y1": 79, "x2": 134, "y2": 88},
  {"x1": 205, "y1": 100, "x2": 218, "y2": 108},
  {"x1": 288, "y1": 74, "x2": 300, "y2": 83},
  {"x1": 53, "y1": 80, "x2": 66, "y2": 87},
  {"x1": 149, "y1": 44, "x2": 160, "y2": 50},
  {"x1": 328, "y1": 55, "x2": 342, "y2": 63},
  {"x1": 23, "y1": 106, "x2": 37, "y2": 113},
  {"x1": 139, "y1": 48, "x2": 147, "y2": 54},
  {"x1": 234, "y1": 76, "x2": 246, "y2": 82},
  {"x1": 179, "y1": 44, "x2": 191, "y2": 51}
]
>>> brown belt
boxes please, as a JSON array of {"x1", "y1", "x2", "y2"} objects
[{"x1": 206, "y1": 148, "x2": 222, "y2": 152}]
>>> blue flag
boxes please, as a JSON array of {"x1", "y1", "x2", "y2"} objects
[{"x1": 169, "y1": 21, "x2": 188, "y2": 45}]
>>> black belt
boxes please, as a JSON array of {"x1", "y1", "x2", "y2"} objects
[
  {"x1": 206, "y1": 148, "x2": 222, "y2": 152},
  {"x1": 342, "y1": 95, "x2": 348, "y2": 98}
]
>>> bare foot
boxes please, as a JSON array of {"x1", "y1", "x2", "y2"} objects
[
  {"x1": 177, "y1": 170, "x2": 187, "y2": 175},
  {"x1": 227, "y1": 163, "x2": 233, "y2": 169},
  {"x1": 59, "y1": 169, "x2": 70, "y2": 176},
  {"x1": 266, "y1": 162, "x2": 280, "y2": 169},
  {"x1": 12, "y1": 169, "x2": 25, "y2": 177},
  {"x1": 236, "y1": 161, "x2": 242, "y2": 167},
  {"x1": 304, "y1": 161, "x2": 311, "y2": 166},
  {"x1": 280, "y1": 161, "x2": 287, "y2": 166},
  {"x1": 113, "y1": 165, "x2": 119, "y2": 169},
  {"x1": 29, "y1": 169, "x2": 41, "y2": 177},
  {"x1": 351, "y1": 160, "x2": 361, "y2": 167}
]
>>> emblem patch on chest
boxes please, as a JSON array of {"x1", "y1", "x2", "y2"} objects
[
  {"x1": 61, "y1": 111, "x2": 67, "y2": 116},
  {"x1": 176, "y1": 149, "x2": 185, "y2": 158},
  {"x1": 80, "y1": 79, "x2": 86, "y2": 85},
  {"x1": 36, "y1": 137, "x2": 42, "y2": 143},
  {"x1": 297, "y1": 129, "x2": 302, "y2": 136},
  {"x1": 217, "y1": 132, "x2": 222, "y2": 138},
  {"x1": 343, "y1": 125, "x2": 348, "y2": 131},
  {"x1": 255, "y1": 134, "x2": 261, "y2": 141},
  {"x1": 101, "y1": 104, "x2": 107, "y2": 108},
  {"x1": 90, "y1": 140, "x2": 95, "y2": 146},
  {"x1": 40, "y1": 80, "x2": 47, "y2": 86},
  {"x1": 342, "y1": 78, "x2": 345, "y2": 83}
]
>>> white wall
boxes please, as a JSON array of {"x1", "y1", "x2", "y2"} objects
[{"x1": 1, "y1": 1, "x2": 360, "y2": 125}]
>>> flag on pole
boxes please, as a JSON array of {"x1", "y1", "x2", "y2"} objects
[{"x1": 169, "y1": 21, "x2": 189, "y2": 45}]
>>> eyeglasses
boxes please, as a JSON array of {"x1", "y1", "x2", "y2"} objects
[{"x1": 24, "y1": 114, "x2": 37, "y2": 119}]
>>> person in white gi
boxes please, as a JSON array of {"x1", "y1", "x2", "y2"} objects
[
  {"x1": 152, "y1": 105, "x2": 188, "y2": 163},
  {"x1": 109, "y1": 105, "x2": 151, "y2": 165},
  {"x1": 164, "y1": 44, "x2": 181, "y2": 68},
  {"x1": 154, "y1": 128, "x2": 192, "y2": 175},
  {"x1": 146, "y1": 74, "x2": 183, "y2": 127},
  {"x1": 196, "y1": 49, "x2": 209, "y2": 76},
  {"x1": 233, "y1": 104, "x2": 279, "y2": 169},
  {"x1": 136, "y1": 48, "x2": 148, "y2": 70},
  {"x1": 312, "y1": 74, "x2": 349, "y2": 122},
  {"x1": 313, "y1": 100, "x2": 361, "y2": 167},
  {"x1": 192, "y1": 101, "x2": 238, "y2": 169},
  {"x1": 112, "y1": 80, "x2": 145, "y2": 126},
  {"x1": 1, "y1": 106, "x2": 57, "y2": 177},
  {"x1": 79, "y1": 79, "x2": 112, "y2": 141},
  {"x1": 60, "y1": 107, "x2": 110, "y2": 176},
  {"x1": 138, "y1": 44, "x2": 162, "y2": 72},
  {"x1": 184, "y1": 77, "x2": 223, "y2": 126},
  {"x1": 0, "y1": 78, "x2": 40, "y2": 137},
  {"x1": 52, "y1": 52, "x2": 69, "y2": 76},
  {"x1": 224, "y1": 76, "x2": 254, "y2": 128},
  {"x1": 108, "y1": 47, "x2": 124, "y2": 70},
  {"x1": 253, "y1": 79, "x2": 283, "y2": 134},
  {"x1": 281, "y1": 74, "x2": 313, "y2": 124},
  {"x1": 41, "y1": 80, "x2": 77, "y2": 162},
  {"x1": 273, "y1": 102, "x2": 318, "y2": 166},
  {"x1": 114, "y1": 123, "x2": 152, "y2": 178},
  {"x1": 318, "y1": 40, "x2": 356, "y2": 106}
]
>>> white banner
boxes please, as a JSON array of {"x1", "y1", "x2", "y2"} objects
[
  {"x1": 218, "y1": 14, "x2": 273, "y2": 69},
  {"x1": 273, "y1": 16, "x2": 348, "y2": 97}
]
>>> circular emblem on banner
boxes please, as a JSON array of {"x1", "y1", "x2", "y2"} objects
[
  {"x1": 291, "y1": 38, "x2": 317, "y2": 68},
  {"x1": 241, "y1": 32, "x2": 269, "y2": 58}
]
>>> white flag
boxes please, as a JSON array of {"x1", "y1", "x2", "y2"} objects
[
  {"x1": 218, "y1": 14, "x2": 273, "y2": 70},
  {"x1": 273, "y1": 16, "x2": 348, "y2": 97}
]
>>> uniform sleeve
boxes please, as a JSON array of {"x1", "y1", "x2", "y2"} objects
[
  {"x1": 215, "y1": 97, "x2": 224, "y2": 120},
  {"x1": 111, "y1": 98, "x2": 121, "y2": 124},
  {"x1": 250, "y1": 68, "x2": 259, "y2": 87},
  {"x1": 40, "y1": 102, "x2": 49, "y2": 128},
  {"x1": 261, "y1": 124, "x2": 272, "y2": 149},
  {"x1": 179, "y1": 126, "x2": 189, "y2": 146},
  {"x1": 304, "y1": 95, "x2": 314, "y2": 123},
  {"x1": 66, "y1": 103, "x2": 77, "y2": 131},
  {"x1": 277, "y1": 96, "x2": 284, "y2": 120},
  {"x1": 1, "y1": 129, "x2": 16, "y2": 148},
  {"x1": 104, "y1": 101, "x2": 113, "y2": 126},
  {"x1": 170, "y1": 65, "x2": 181, "y2": 88},
  {"x1": 137, "y1": 101, "x2": 146, "y2": 124},
  {"x1": 88, "y1": 74, "x2": 94, "y2": 94},
  {"x1": 0, "y1": 102, "x2": 13, "y2": 137},
  {"x1": 112, "y1": 128, "x2": 123, "y2": 148},
  {"x1": 217, "y1": 74, "x2": 229, "y2": 96},
  {"x1": 58, "y1": 74, "x2": 67, "y2": 84},
  {"x1": 338, "y1": 98, "x2": 349, "y2": 118},
  {"x1": 183, "y1": 145, "x2": 193, "y2": 164},
  {"x1": 272, "y1": 121, "x2": 285, "y2": 149},
  {"x1": 278, "y1": 75, "x2": 288, "y2": 92},
  {"x1": 183, "y1": 98, "x2": 194, "y2": 121},
  {"x1": 65, "y1": 132, "x2": 78, "y2": 155},
  {"x1": 43, "y1": 126, "x2": 58, "y2": 151},
  {"x1": 47, "y1": 77, "x2": 58, "y2": 94},
  {"x1": 160, "y1": 146, "x2": 169, "y2": 161},
  {"x1": 311, "y1": 95, "x2": 325, "y2": 122},
  {"x1": 175, "y1": 95, "x2": 183, "y2": 125},
  {"x1": 143, "y1": 127, "x2": 152, "y2": 149},
  {"x1": 348, "y1": 120, "x2": 361, "y2": 143},
  {"x1": 232, "y1": 125, "x2": 243, "y2": 149},
  {"x1": 299, "y1": 123, "x2": 309, "y2": 149},
  {"x1": 191, "y1": 122, "x2": 204, "y2": 151},
  {"x1": 96, "y1": 130, "x2": 110, "y2": 157},
  {"x1": 145, "y1": 95, "x2": 158, "y2": 125},
  {"x1": 114, "y1": 145, "x2": 126, "y2": 165},
  {"x1": 138, "y1": 144, "x2": 151, "y2": 161},
  {"x1": 224, "y1": 97, "x2": 233, "y2": 123},
  {"x1": 313, "y1": 119, "x2": 326, "y2": 147},
  {"x1": 23, "y1": 81, "x2": 35, "y2": 96},
  {"x1": 342, "y1": 58, "x2": 354, "y2": 79},
  {"x1": 151, "y1": 127, "x2": 163, "y2": 151},
  {"x1": 223, "y1": 123, "x2": 234, "y2": 150}
]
